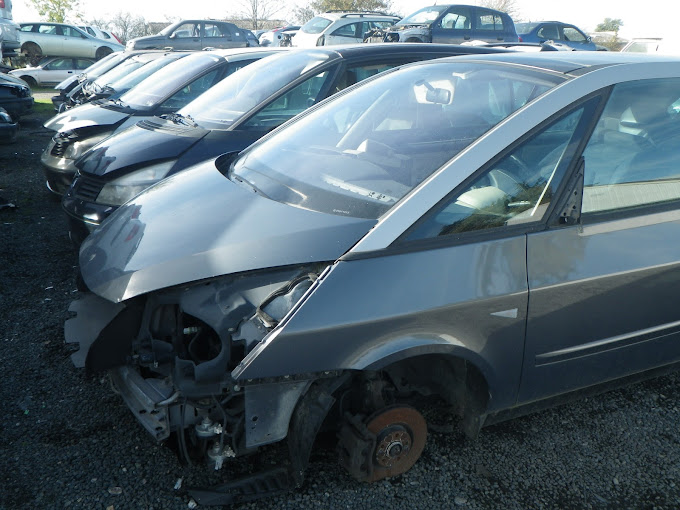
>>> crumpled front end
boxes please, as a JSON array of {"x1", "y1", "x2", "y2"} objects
[
  {"x1": 65, "y1": 263, "x2": 332, "y2": 464},
  {"x1": 365, "y1": 25, "x2": 432, "y2": 43}
]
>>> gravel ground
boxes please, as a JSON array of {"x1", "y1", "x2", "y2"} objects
[{"x1": 1, "y1": 103, "x2": 680, "y2": 510}]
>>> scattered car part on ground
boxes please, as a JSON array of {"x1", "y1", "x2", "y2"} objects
[
  {"x1": 64, "y1": 51, "x2": 680, "y2": 505},
  {"x1": 18, "y1": 22, "x2": 124, "y2": 65},
  {"x1": 293, "y1": 12, "x2": 399, "y2": 47},
  {"x1": 63, "y1": 43, "x2": 510, "y2": 246},
  {"x1": 0, "y1": 73, "x2": 33, "y2": 119},
  {"x1": 40, "y1": 47, "x2": 281, "y2": 195},
  {"x1": 0, "y1": 106, "x2": 17, "y2": 142},
  {"x1": 126, "y1": 20, "x2": 249, "y2": 51},
  {"x1": 9, "y1": 56, "x2": 96, "y2": 87},
  {"x1": 0, "y1": 0, "x2": 20, "y2": 58},
  {"x1": 366, "y1": 4, "x2": 518, "y2": 44},
  {"x1": 515, "y1": 21, "x2": 598, "y2": 51}
]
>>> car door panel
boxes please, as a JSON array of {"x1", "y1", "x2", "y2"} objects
[
  {"x1": 521, "y1": 217, "x2": 680, "y2": 402},
  {"x1": 431, "y1": 6, "x2": 474, "y2": 44}
]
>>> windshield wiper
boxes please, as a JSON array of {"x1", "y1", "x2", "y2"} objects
[
  {"x1": 109, "y1": 98, "x2": 128, "y2": 108},
  {"x1": 160, "y1": 112, "x2": 198, "y2": 127}
]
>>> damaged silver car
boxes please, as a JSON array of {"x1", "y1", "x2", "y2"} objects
[{"x1": 66, "y1": 52, "x2": 680, "y2": 504}]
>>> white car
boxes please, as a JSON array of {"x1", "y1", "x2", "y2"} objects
[
  {"x1": 78, "y1": 25, "x2": 121, "y2": 44},
  {"x1": 293, "y1": 12, "x2": 399, "y2": 47},
  {"x1": 259, "y1": 25, "x2": 300, "y2": 47},
  {"x1": 9, "y1": 56, "x2": 96, "y2": 87},
  {"x1": 18, "y1": 22, "x2": 124, "y2": 65}
]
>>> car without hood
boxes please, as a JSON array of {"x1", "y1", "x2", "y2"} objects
[
  {"x1": 62, "y1": 43, "x2": 511, "y2": 246},
  {"x1": 65, "y1": 51, "x2": 680, "y2": 504},
  {"x1": 40, "y1": 47, "x2": 280, "y2": 195},
  {"x1": 0, "y1": 73, "x2": 33, "y2": 119},
  {"x1": 0, "y1": 0, "x2": 21, "y2": 58}
]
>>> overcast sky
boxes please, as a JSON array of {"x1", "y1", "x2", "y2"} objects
[{"x1": 12, "y1": 0, "x2": 678, "y2": 39}]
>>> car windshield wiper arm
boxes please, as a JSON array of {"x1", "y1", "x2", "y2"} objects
[{"x1": 160, "y1": 112, "x2": 198, "y2": 127}]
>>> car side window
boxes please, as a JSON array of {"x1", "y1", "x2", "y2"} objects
[
  {"x1": 76, "y1": 59, "x2": 93, "y2": 69},
  {"x1": 205, "y1": 23, "x2": 231, "y2": 39},
  {"x1": 173, "y1": 23, "x2": 199, "y2": 38},
  {"x1": 62, "y1": 27, "x2": 81, "y2": 38},
  {"x1": 582, "y1": 79, "x2": 680, "y2": 215},
  {"x1": 537, "y1": 24, "x2": 559, "y2": 40},
  {"x1": 440, "y1": 8, "x2": 472, "y2": 30},
  {"x1": 563, "y1": 27, "x2": 587, "y2": 43},
  {"x1": 332, "y1": 22, "x2": 361, "y2": 38},
  {"x1": 49, "y1": 58, "x2": 71, "y2": 70},
  {"x1": 404, "y1": 107, "x2": 587, "y2": 240},
  {"x1": 38, "y1": 24, "x2": 58, "y2": 35},
  {"x1": 476, "y1": 12, "x2": 505, "y2": 32}
]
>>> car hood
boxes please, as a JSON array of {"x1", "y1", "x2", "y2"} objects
[
  {"x1": 76, "y1": 120, "x2": 208, "y2": 176},
  {"x1": 1, "y1": 73, "x2": 30, "y2": 87},
  {"x1": 55, "y1": 74, "x2": 80, "y2": 90},
  {"x1": 130, "y1": 35, "x2": 166, "y2": 47},
  {"x1": 80, "y1": 159, "x2": 376, "y2": 303},
  {"x1": 44, "y1": 103, "x2": 129, "y2": 132}
]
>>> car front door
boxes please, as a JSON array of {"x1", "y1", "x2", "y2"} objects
[
  {"x1": 169, "y1": 22, "x2": 201, "y2": 50},
  {"x1": 561, "y1": 25, "x2": 596, "y2": 50},
  {"x1": 42, "y1": 57, "x2": 76, "y2": 84},
  {"x1": 61, "y1": 26, "x2": 92, "y2": 57},
  {"x1": 519, "y1": 78, "x2": 680, "y2": 402},
  {"x1": 431, "y1": 5, "x2": 473, "y2": 44}
]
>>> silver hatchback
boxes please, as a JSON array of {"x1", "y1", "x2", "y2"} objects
[{"x1": 67, "y1": 52, "x2": 680, "y2": 504}]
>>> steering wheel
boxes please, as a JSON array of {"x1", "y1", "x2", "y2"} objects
[{"x1": 487, "y1": 155, "x2": 528, "y2": 195}]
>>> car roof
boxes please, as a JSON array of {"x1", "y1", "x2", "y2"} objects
[
  {"x1": 307, "y1": 42, "x2": 513, "y2": 60},
  {"x1": 428, "y1": 50, "x2": 680, "y2": 75},
  {"x1": 207, "y1": 47, "x2": 288, "y2": 60}
]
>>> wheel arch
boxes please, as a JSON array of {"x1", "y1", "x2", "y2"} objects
[{"x1": 357, "y1": 344, "x2": 495, "y2": 437}]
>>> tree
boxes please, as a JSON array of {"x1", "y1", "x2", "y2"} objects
[
  {"x1": 479, "y1": 0, "x2": 521, "y2": 21},
  {"x1": 595, "y1": 18, "x2": 623, "y2": 34},
  {"x1": 233, "y1": 0, "x2": 284, "y2": 30},
  {"x1": 109, "y1": 11, "x2": 150, "y2": 44},
  {"x1": 292, "y1": 5, "x2": 316, "y2": 25},
  {"x1": 29, "y1": 0, "x2": 81, "y2": 23},
  {"x1": 308, "y1": 0, "x2": 393, "y2": 15}
]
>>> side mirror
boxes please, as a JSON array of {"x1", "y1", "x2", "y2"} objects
[{"x1": 169, "y1": 33, "x2": 176, "y2": 39}]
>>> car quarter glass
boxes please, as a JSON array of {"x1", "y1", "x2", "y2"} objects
[{"x1": 231, "y1": 62, "x2": 561, "y2": 219}]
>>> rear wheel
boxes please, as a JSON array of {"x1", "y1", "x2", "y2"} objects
[
  {"x1": 96, "y1": 46, "x2": 113, "y2": 60},
  {"x1": 21, "y1": 43, "x2": 42, "y2": 66}
]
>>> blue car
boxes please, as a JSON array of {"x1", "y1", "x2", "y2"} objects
[{"x1": 516, "y1": 21, "x2": 597, "y2": 50}]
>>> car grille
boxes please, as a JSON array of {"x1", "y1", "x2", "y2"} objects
[
  {"x1": 50, "y1": 132, "x2": 78, "y2": 157},
  {"x1": 72, "y1": 173, "x2": 106, "y2": 201}
]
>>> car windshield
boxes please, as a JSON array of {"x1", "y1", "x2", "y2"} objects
[
  {"x1": 158, "y1": 23, "x2": 179, "y2": 36},
  {"x1": 111, "y1": 54, "x2": 186, "y2": 92},
  {"x1": 91, "y1": 56, "x2": 149, "y2": 92},
  {"x1": 230, "y1": 61, "x2": 563, "y2": 220},
  {"x1": 300, "y1": 16, "x2": 333, "y2": 34},
  {"x1": 180, "y1": 50, "x2": 332, "y2": 129},
  {"x1": 120, "y1": 53, "x2": 222, "y2": 110},
  {"x1": 397, "y1": 6, "x2": 448, "y2": 25}
]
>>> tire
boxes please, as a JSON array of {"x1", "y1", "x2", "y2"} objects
[
  {"x1": 19, "y1": 75, "x2": 37, "y2": 88},
  {"x1": 95, "y1": 47, "x2": 113, "y2": 60},
  {"x1": 21, "y1": 42, "x2": 42, "y2": 66}
]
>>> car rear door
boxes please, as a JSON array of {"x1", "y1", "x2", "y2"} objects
[
  {"x1": 61, "y1": 26, "x2": 93, "y2": 58},
  {"x1": 519, "y1": 78, "x2": 680, "y2": 402}
]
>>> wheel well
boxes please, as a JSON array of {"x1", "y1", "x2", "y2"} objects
[
  {"x1": 381, "y1": 354, "x2": 490, "y2": 437},
  {"x1": 19, "y1": 75, "x2": 36, "y2": 85}
]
